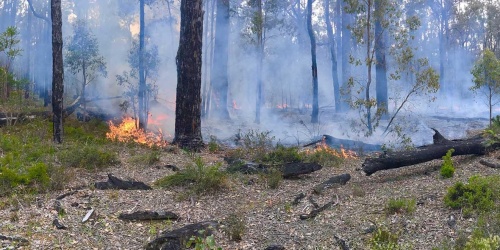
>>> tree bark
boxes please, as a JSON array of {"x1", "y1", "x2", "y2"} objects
[
  {"x1": 362, "y1": 130, "x2": 488, "y2": 175},
  {"x1": 173, "y1": 0, "x2": 204, "y2": 150},
  {"x1": 210, "y1": 0, "x2": 231, "y2": 120},
  {"x1": 375, "y1": 0, "x2": 388, "y2": 119},
  {"x1": 324, "y1": 0, "x2": 341, "y2": 113},
  {"x1": 51, "y1": 0, "x2": 64, "y2": 143},
  {"x1": 255, "y1": 0, "x2": 263, "y2": 124},
  {"x1": 340, "y1": 0, "x2": 353, "y2": 112},
  {"x1": 307, "y1": 0, "x2": 319, "y2": 123},
  {"x1": 138, "y1": 0, "x2": 148, "y2": 130}
]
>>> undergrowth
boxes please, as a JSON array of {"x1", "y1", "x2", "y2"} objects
[
  {"x1": 385, "y1": 198, "x2": 416, "y2": 215},
  {"x1": 440, "y1": 148, "x2": 455, "y2": 178}
]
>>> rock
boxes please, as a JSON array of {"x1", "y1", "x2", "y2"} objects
[
  {"x1": 281, "y1": 162, "x2": 322, "y2": 178},
  {"x1": 119, "y1": 210, "x2": 179, "y2": 221},
  {"x1": 447, "y1": 215, "x2": 456, "y2": 228},
  {"x1": 94, "y1": 173, "x2": 152, "y2": 190},
  {"x1": 146, "y1": 221, "x2": 219, "y2": 250}
]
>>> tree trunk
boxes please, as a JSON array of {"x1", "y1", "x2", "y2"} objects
[
  {"x1": 341, "y1": 0, "x2": 352, "y2": 112},
  {"x1": 375, "y1": 0, "x2": 388, "y2": 119},
  {"x1": 307, "y1": 0, "x2": 319, "y2": 123},
  {"x1": 138, "y1": 0, "x2": 148, "y2": 130},
  {"x1": 51, "y1": 0, "x2": 64, "y2": 143},
  {"x1": 366, "y1": 0, "x2": 373, "y2": 133},
  {"x1": 362, "y1": 130, "x2": 488, "y2": 175},
  {"x1": 173, "y1": 0, "x2": 204, "y2": 150},
  {"x1": 210, "y1": 0, "x2": 231, "y2": 120},
  {"x1": 324, "y1": 0, "x2": 341, "y2": 113},
  {"x1": 255, "y1": 0, "x2": 263, "y2": 124}
]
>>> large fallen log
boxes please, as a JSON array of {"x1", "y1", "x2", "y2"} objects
[{"x1": 362, "y1": 129, "x2": 487, "y2": 175}]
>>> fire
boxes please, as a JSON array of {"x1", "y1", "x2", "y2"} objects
[
  {"x1": 232, "y1": 100, "x2": 241, "y2": 110},
  {"x1": 276, "y1": 103, "x2": 288, "y2": 109},
  {"x1": 106, "y1": 117, "x2": 168, "y2": 147},
  {"x1": 304, "y1": 140, "x2": 357, "y2": 159}
]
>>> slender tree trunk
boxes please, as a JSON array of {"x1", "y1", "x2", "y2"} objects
[
  {"x1": 25, "y1": 9, "x2": 32, "y2": 99},
  {"x1": 341, "y1": 0, "x2": 352, "y2": 112},
  {"x1": 138, "y1": 0, "x2": 148, "y2": 129},
  {"x1": 375, "y1": 0, "x2": 388, "y2": 119},
  {"x1": 366, "y1": 0, "x2": 373, "y2": 133},
  {"x1": 51, "y1": 0, "x2": 64, "y2": 143},
  {"x1": 255, "y1": 0, "x2": 263, "y2": 124},
  {"x1": 82, "y1": 60, "x2": 87, "y2": 114},
  {"x1": 210, "y1": 0, "x2": 231, "y2": 120},
  {"x1": 307, "y1": 0, "x2": 319, "y2": 123},
  {"x1": 201, "y1": 0, "x2": 211, "y2": 118},
  {"x1": 173, "y1": 0, "x2": 204, "y2": 150},
  {"x1": 324, "y1": 0, "x2": 340, "y2": 113}
]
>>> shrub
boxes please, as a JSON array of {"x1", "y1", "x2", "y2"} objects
[
  {"x1": 369, "y1": 227, "x2": 402, "y2": 250},
  {"x1": 186, "y1": 234, "x2": 222, "y2": 250},
  {"x1": 440, "y1": 148, "x2": 455, "y2": 178},
  {"x1": 261, "y1": 167, "x2": 283, "y2": 189},
  {"x1": 465, "y1": 234, "x2": 500, "y2": 250},
  {"x1": 129, "y1": 150, "x2": 161, "y2": 166},
  {"x1": 155, "y1": 157, "x2": 227, "y2": 195},
  {"x1": 59, "y1": 144, "x2": 119, "y2": 170},
  {"x1": 222, "y1": 213, "x2": 246, "y2": 241},
  {"x1": 385, "y1": 198, "x2": 416, "y2": 215},
  {"x1": 261, "y1": 145, "x2": 302, "y2": 164},
  {"x1": 239, "y1": 129, "x2": 275, "y2": 161},
  {"x1": 444, "y1": 175, "x2": 500, "y2": 214},
  {"x1": 303, "y1": 149, "x2": 343, "y2": 167},
  {"x1": 207, "y1": 135, "x2": 221, "y2": 153}
]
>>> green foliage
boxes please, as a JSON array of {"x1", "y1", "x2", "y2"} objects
[
  {"x1": 222, "y1": 213, "x2": 246, "y2": 241},
  {"x1": 0, "y1": 26, "x2": 22, "y2": 60},
  {"x1": 186, "y1": 234, "x2": 222, "y2": 250},
  {"x1": 261, "y1": 167, "x2": 283, "y2": 189},
  {"x1": 483, "y1": 115, "x2": 500, "y2": 146},
  {"x1": 261, "y1": 144, "x2": 302, "y2": 164},
  {"x1": 59, "y1": 144, "x2": 119, "y2": 170},
  {"x1": 464, "y1": 234, "x2": 500, "y2": 250},
  {"x1": 369, "y1": 227, "x2": 404, "y2": 250},
  {"x1": 385, "y1": 198, "x2": 416, "y2": 215},
  {"x1": 471, "y1": 49, "x2": 500, "y2": 124},
  {"x1": 302, "y1": 149, "x2": 343, "y2": 167},
  {"x1": 155, "y1": 157, "x2": 227, "y2": 195},
  {"x1": 208, "y1": 136, "x2": 221, "y2": 153},
  {"x1": 444, "y1": 175, "x2": 500, "y2": 214},
  {"x1": 129, "y1": 150, "x2": 160, "y2": 166},
  {"x1": 440, "y1": 148, "x2": 455, "y2": 178}
]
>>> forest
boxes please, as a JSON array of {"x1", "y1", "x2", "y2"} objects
[{"x1": 1, "y1": 0, "x2": 500, "y2": 249}]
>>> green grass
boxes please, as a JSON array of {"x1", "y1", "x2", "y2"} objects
[
  {"x1": 128, "y1": 150, "x2": 161, "y2": 166},
  {"x1": 155, "y1": 157, "x2": 228, "y2": 195}
]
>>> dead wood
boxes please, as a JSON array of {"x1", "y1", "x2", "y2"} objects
[
  {"x1": 94, "y1": 173, "x2": 152, "y2": 190},
  {"x1": 292, "y1": 193, "x2": 306, "y2": 205},
  {"x1": 479, "y1": 159, "x2": 500, "y2": 169},
  {"x1": 303, "y1": 134, "x2": 382, "y2": 152},
  {"x1": 146, "y1": 221, "x2": 218, "y2": 250},
  {"x1": 281, "y1": 162, "x2": 322, "y2": 178},
  {"x1": 334, "y1": 234, "x2": 350, "y2": 250},
  {"x1": 0, "y1": 234, "x2": 29, "y2": 245},
  {"x1": 300, "y1": 200, "x2": 334, "y2": 220},
  {"x1": 313, "y1": 173, "x2": 351, "y2": 194},
  {"x1": 118, "y1": 210, "x2": 179, "y2": 221},
  {"x1": 56, "y1": 190, "x2": 79, "y2": 200},
  {"x1": 362, "y1": 129, "x2": 488, "y2": 175},
  {"x1": 155, "y1": 164, "x2": 180, "y2": 171},
  {"x1": 264, "y1": 245, "x2": 285, "y2": 250},
  {"x1": 52, "y1": 218, "x2": 67, "y2": 229}
]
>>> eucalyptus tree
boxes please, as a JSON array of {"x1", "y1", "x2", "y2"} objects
[
  {"x1": 471, "y1": 49, "x2": 500, "y2": 126},
  {"x1": 173, "y1": 0, "x2": 204, "y2": 150},
  {"x1": 0, "y1": 27, "x2": 22, "y2": 101},
  {"x1": 324, "y1": 0, "x2": 341, "y2": 113},
  {"x1": 65, "y1": 20, "x2": 107, "y2": 115},
  {"x1": 306, "y1": 0, "x2": 318, "y2": 123},
  {"x1": 51, "y1": 0, "x2": 64, "y2": 143}
]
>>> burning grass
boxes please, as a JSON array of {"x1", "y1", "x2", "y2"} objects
[
  {"x1": 302, "y1": 141, "x2": 357, "y2": 167},
  {"x1": 106, "y1": 117, "x2": 168, "y2": 148}
]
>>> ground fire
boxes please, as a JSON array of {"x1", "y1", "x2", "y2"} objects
[
  {"x1": 304, "y1": 140, "x2": 358, "y2": 159},
  {"x1": 106, "y1": 116, "x2": 168, "y2": 147}
]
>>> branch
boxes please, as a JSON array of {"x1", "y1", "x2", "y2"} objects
[
  {"x1": 383, "y1": 88, "x2": 417, "y2": 134},
  {"x1": 27, "y1": 0, "x2": 51, "y2": 23}
]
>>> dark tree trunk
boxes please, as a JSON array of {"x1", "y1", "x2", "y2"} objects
[
  {"x1": 210, "y1": 0, "x2": 231, "y2": 120},
  {"x1": 51, "y1": 0, "x2": 63, "y2": 143},
  {"x1": 324, "y1": 0, "x2": 341, "y2": 113},
  {"x1": 375, "y1": 0, "x2": 388, "y2": 119},
  {"x1": 138, "y1": 0, "x2": 148, "y2": 129},
  {"x1": 340, "y1": 0, "x2": 352, "y2": 112},
  {"x1": 307, "y1": 0, "x2": 319, "y2": 123},
  {"x1": 173, "y1": 0, "x2": 204, "y2": 150},
  {"x1": 362, "y1": 130, "x2": 488, "y2": 175}
]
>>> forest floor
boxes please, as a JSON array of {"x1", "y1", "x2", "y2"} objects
[{"x1": 1, "y1": 141, "x2": 500, "y2": 249}]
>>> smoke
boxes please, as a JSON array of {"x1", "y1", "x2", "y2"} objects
[{"x1": 7, "y1": 0, "x2": 495, "y2": 148}]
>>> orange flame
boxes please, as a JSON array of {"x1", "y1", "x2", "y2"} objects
[
  {"x1": 304, "y1": 140, "x2": 357, "y2": 159},
  {"x1": 276, "y1": 103, "x2": 288, "y2": 109},
  {"x1": 106, "y1": 117, "x2": 168, "y2": 147}
]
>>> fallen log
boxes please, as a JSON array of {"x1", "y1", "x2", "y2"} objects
[
  {"x1": 119, "y1": 210, "x2": 179, "y2": 221},
  {"x1": 479, "y1": 159, "x2": 500, "y2": 169},
  {"x1": 362, "y1": 129, "x2": 488, "y2": 175},
  {"x1": 304, "y1": 134, "x2": 382, "y2": 152},
  {"x1": 313, "y1": 173, "x2": 351, "y2": 194},
  {"x1": 146, "y1": 221, "x2": 218, "y2": 250},
  {"x1": 281, "y1": 162, "x2": 322, "y2": 178},
  {"x1": 94, "y1": 173, "x2": 152, "y2": 190}
]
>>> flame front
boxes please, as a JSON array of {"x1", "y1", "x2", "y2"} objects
[
  {"x1": 106, "y1": 117, "x2": 168, "y2": 147},
  {"x1": 304, "y1": 140, "x2": 357, "y2": 159}
]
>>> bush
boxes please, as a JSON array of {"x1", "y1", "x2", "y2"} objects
[
  {"x1": 207, "y1": 135, "x2": 221, "y2": 153},
  {"x1": 129, "y1": 150, "x2": 161, "y2": 166},
  {"x1": 261, "y1": 145, "x2": 302, "y2": 164},
  {"x1": 370, "y1": 227, "x2": 402, "y2": 250},
  {"x1": 239, "y1": 129, "x2": 275, "y2": 162},
  {"x1": 155, "y1": 157, "x2": 227, "y2": 195},
  {"x1": 222, "y1": 213, "x2": 246, "y2": 241},
  {"x1": 444, "y1": 175, "x2": 500, "y2": 214},
  {"x1": 59, "y1": 144, "x2": 119, "y2": 170},
  {"x1": 303, "y1": 149, "x2": 343, "y2": 167},
  {"x1": 385, "y1": 198, "x2": 416, "y2": 215},
  {"x1": 465, "y1": 234, "x2": 500, "y2": 250},
  {"x1": 261, "y1": 167, "x2": 283, "y2": 189},
  {"x1": 440, "y1": 148, "x2": 455, "y2": 178}
]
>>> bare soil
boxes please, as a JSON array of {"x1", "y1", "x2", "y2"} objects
[{"x1": 1, "y1": 145, "x2": 500, "y2": 250}]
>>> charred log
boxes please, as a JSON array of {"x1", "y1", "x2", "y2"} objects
[
  {"x1": 313, "y1": 173, "x2": 351, "y2": 194},
  {"x1": 479, "y1": 159, "x2": 500, "y2": 169},
  {"x1": 94, "y1": 174, "x2": 152, "y2": 190},
  {"x1": 146, "y1": 221, "x2": 218, "y2": 250},
  {"x1": 300, "y1": 200, "x2": 334, "y2": 220},
  {"x1": 362, "y1": 130, "x2": 488, "y2": 175},
  {"x1": 119, "y1": 210, "x2": 179, "y2": 221},
  {"x1": 281, "y1": 162, "x2": 322, "y2": 178}
]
